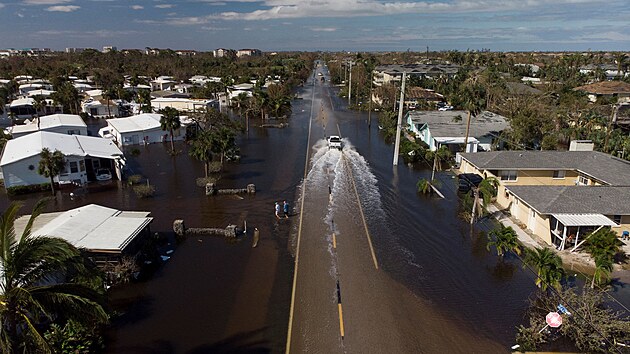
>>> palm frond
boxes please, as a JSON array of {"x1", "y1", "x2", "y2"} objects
[{"x1": 20, "y1": 198, "x2": 49, "y2": 243}]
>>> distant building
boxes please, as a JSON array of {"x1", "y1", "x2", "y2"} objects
[
  {"x1": 65, "y1": 47, "x2": 89, "y2": 53},
  {"x1": 579, "y1": 64, "x2": 628, "y2": 80},
  {"x1": 7, "y1": 114, "x2": 87, "y2": 138},
  {"x1": 214, "y1": 48, "x2": 235, "y2": 58},
  {"x1": 236, "y1": 49, "x2": 262, "y2": 58},
  {"x1": 102, "y1": 46, "x2": 117, "y2": 53},
  {"x1": 574, "y1": 81, "x2": 630, "y2": 103},
  {"x1": 175, "y1": 50, "x2": 197, "y2": 56},
  {"x1": 151, "y1": 97, "x2": 218, "y2": 112},
  {"x1": 98, "y1": 113, "x2": 192, "y2": 146},
  {"x1": 373, "y1": 64, "x2": 460, "y2": 86}
]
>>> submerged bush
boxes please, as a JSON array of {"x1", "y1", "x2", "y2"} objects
[
  {"x1": 6, "y1": 183, "x2": 51, "y2": 195},
  {"x1": 127, "y1": 174, "x2": 143, "y2": 185},
  {"x1": 133, "y1": 184, "x2": 155, "y2": 198}
]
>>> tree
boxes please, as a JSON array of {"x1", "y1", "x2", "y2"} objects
[
  {"x1": 0, "y1": 201, "x2": 108, "y2": 353},
  {"x1": 469, "y1": 176, "x2": 498, "y2": 224},
  {"x1": 38, "y1": 148, "x2": 66, "y2": 195},
  {"x1": 416, "y1": 178, "x2": 432, "y2": 194},
  {"x1": 210, "y1": 126, "x2": 237, "y2": 165},
  {"x1": 524, "y1": 247, "x2": 564, "y2": 291},
  {"x1": 158, "y1": 106, "x2": 181, "y2": 153},
  {"x1": 584, "y1": 228, "x2": 622, "y2": 287},
  {"x1": 486, "y1": 224, "x2": 521, "y2": 258},
  {"x1": 32, "y1": 95, "x2": 47, "y2": 118},
  {"x1": 137, "y1": 89, "x2": 152, "y2": 113},
  {"x1": 614, "y1": 52, "x2": 627, "y2": 81},
  {"x1": 189, "y1": 130, "x2": 213, "y2": 177},
  {"x1": 460, "y1": 81, "x2": 487, "y2": 150}
]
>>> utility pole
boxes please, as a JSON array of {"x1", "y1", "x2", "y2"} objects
[
  {"x1": 393, "y1": 72, "x2": 407, "y2": 166},
  {"x1": 348, "y1": 61, "x2": 353, "y2": 105},
  {"x1": 368, "y1": 71, "x2": 373, "y2": 129},
  {"x1": 464, "y1": 110, "x2": 472, "y2": 152}
]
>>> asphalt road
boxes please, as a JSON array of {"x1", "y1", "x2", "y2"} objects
[{"x1": 286, "y1": 63, "x2": 504, "y2": 353}]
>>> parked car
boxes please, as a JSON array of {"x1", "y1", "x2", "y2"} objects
[
  {"x1": 95, "y1": 168, "x2": 113, "y2": 181},
  {"x1": 457, "y1": 173, "x2": 483, "y2": 192},
  {"x1": 327, "y1": 135, "x2": 342, "y2": 150}
]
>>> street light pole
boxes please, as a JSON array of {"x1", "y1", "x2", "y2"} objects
[{"x1": 348, "y1": 61, "x2": 353, "y2": 106}]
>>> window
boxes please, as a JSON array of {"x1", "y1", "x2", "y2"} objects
[
  {"x1": 577, "y1": 176, "x2": 589, "y2": 185},
  {"x1": 92, "y1": 159, "x2": 101, "y2": 169},
  {"x1": 69, "y1": 161, "x2": 78, "y2": 174},
  {"x1": 553, "y1": 170, "x2": 565, "y2": 179},
  {"x1": 67, "y1": 129, "x2": 81, "y2": 135},
  {"x1": 79, "y1": 160, "x2": 85, "y2": 172},
  {"x1": 500, "y1": 170, "x2": 517, "y2": 181},
  {"x1": 613, "y1": 215, "x2": 622, "y2": 225}
]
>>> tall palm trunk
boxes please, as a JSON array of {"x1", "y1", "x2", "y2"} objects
[
  {"x1": 169, "y1": 128, "x2": 175, "y2": 152},
  {"x1": 49, "y1": 175, "x2": 56, "y2": 195}
]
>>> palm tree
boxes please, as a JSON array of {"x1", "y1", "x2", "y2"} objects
[
  {"x1": 469, "y1": 176, "x2": 498, "y2": 224},
  {"x1": 614, "y1": 52, "x2": 627, "y2": 80},
  {"x1": 592, "y1": 254, "x2": 613, "y2": 288},
  {"x1": 158, "y1": 107, "x2": 181, "y2": 153},
  {"x1": 524, "y1": 247, "x2": 565, "y2": 291},
  {"x1": 210, "y1": 126, "x2": 236, "y2": 165},
  {"x1": 38, "y1": 148, "x2": 66, "y2": 195},
  {"x1": 32, "y1": 95, "x2": 47, "y2": 118},
  {"x1": 486, "y1": 225, "x2": 521, "y2": 258},
  {"x1": 189, "y1": 130, "x2": 213, "y2": 177},
  {"x1": 137, "y1": 89, "x2": 152, "y2": 113},
  {"x1": 460, "y1": 82, "x2": 486, "y2": 150},
  {"x1": 0, "y1": 200, "x2": 108, "y2": 353},
  {"x1": 416, "y1": 178, "x2": 432, "y2": 194}
]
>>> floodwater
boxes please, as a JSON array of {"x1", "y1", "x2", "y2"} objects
[{"x1": 1, "y1": 66, "x2": 625, "y2": 353}]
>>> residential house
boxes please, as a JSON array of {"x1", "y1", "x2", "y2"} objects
[
  {"x1": 151, "y1": 76, "x2": 176, "y2": 91},
  {"x1": 236, "y1": 49, "x2": 261, "y2": 58},
  {"x1": 82, "y1": 98, "x2": 120, "y2": 118},
  {"x1": 98, "y1": 113, "x2": 190, "y2": 146},
  {"x1": 7, "y1": 114, "x2": 87, "y2": 138},
  {"x1": 213, "y1": 48, "x2": 235, "y2": 58},
  {"x1": 406, "y1": 110, "x2": 509, "y2": 154},
  {"x1": 9, "y1": 97, "x2": 36, "y2": 119},
  {"x1": 15, "y1": 204, "x2": 153, "y2": 263},
  {"x1": 151, "y1": 97, "x2": 218, "y2": 112},
  {"x1": 579, "y1": 64, "x2": 627, "y2": 80},
  {"x1": 19, "y1": 82, "x2": 53, "y2": 96},
  {"x1": 574, "y1": 81, "x2": 630, "y2": 103},
  {"x1": 0, "y1": 131, "x2": 125, "y2": 189},
  {"x1": 459, "y1": 148, "x2": 630, "y2": 248},
  {"x1": 372, "y1": 64, "x2": 460, "y2": 86}
]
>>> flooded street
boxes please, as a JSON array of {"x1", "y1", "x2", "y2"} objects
[{"x1": 0, "y1": 67, "x2": 585, "y2": 353}]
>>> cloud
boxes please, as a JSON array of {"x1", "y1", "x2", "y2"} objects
[
  {"x1": 575, "y1": 31, "x2": 630, "y2": 42},
  {"x1": 34, "y1": 29, "x2": 141, "y2": 38},
  {"x1": 23, "y1": 0, "x2": 72, "y2": 4},
  {"x1": 131, "y1": 5, "x2": 143, "y2": 10},
  {"x1": 207, "y1": 0, "x2": 607, "y2": 21},
  {"x1": 309, "y1": 27, "x2": 337, "y2": 32},
  {"x1": 0, "y1": 3, "x2": 5, "y2": 9},
  {"x1": 155, "y1": 4, "x2": 174, "y2": 8},
  {"x1": 45, "y1": 5, "x2": 79, "y2": 11}
]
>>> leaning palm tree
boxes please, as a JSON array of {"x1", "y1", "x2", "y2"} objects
[
  {"x1": 0, "y1": 200, "x2": 108, "y2": 353},
  {"x1": 487, "y1": 225, "x2": 521, "y2": 258},
  {"x1": 416, "y1": 178, "x2": 432, "y2": 195},
  {"x1": 524, "y1": 247, "x2": 565, "y2": 292},
  {"x1": 469, "y1": 176, "x2": 499, "y2": 224},
  {"x1": 158, "y1": 106, "x2": 181, "y2": 153},
  {"x1": 592, "y1": 254, "x2": 613, "y2": 288},
  {"x1": 38, "y1": 148, "x2": 66, "y2": 196}
]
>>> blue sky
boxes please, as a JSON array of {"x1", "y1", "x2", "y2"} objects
[{"x1": 0, "y1": 0, "x2": 628, "y2": 52}]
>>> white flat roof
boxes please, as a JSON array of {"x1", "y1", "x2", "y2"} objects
[
  {"x1": 105, "y1": 113, "x2": 163, "y2": 133},
  {"x1": 9, "y1": 114, "x2": 86, "y2": 135},
  {"x1": 552, "y1": 213, "x2": 618, "y2": 227},
  {"x1": 25, "y1": 204, "x2": 152, "y2": 253},
  {"x1": 0, "y1": 131, "x2": 123, "y2": 166}
]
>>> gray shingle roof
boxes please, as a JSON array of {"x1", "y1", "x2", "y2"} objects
[
  {"x1": 507, "y1": 186, "x2": 630, "y2": 215},
  {"x1": 408, "y1": 110, "x2": 509, "y2": 138},
  {"x1": 461, "y1": 151, "x2": 630, "y2": 186}
]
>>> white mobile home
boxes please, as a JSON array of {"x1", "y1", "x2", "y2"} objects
[
  {"x1": 98, "y1": 113, "x2": 189, "y2": 146},
  {"x1": 150, "y1": 97, "x2": 218, "y2": 112},
  {"x1": 0, "y1": 131, "x2": 125, "y2": 189},
  {"x1": 8, "y1": 114, "x2": 87, "y2": 138}
]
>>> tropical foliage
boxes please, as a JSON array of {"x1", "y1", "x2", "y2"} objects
[
  {"x1": 0, "y1": 200, "x2": 108, "y2": 353},
  {"x1": 158, "y1": 106, "x2": 181, "y2": 153},
  {"x1": 583, "y1": 228, "x2": 623, "y2": 287},
  {"x1": 38, "y1": 148, "x2": 65, "y2": 195},
  {"x1": 486, "y1": 224, "x2": 521, "y2": 258},
  {"x1": 524, "y1": 247, "x2": 565, "y2": 291}
]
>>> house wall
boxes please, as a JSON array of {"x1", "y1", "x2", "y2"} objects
[
  {"x1": 12, "y1": 126, "x2": 88, "y2": 139},
  {"x1": 84, "y1": 104, "x2": 119, "y2": 118},
  {"x1": 117, "y1": 127, "x2": 185, "y2": 146},
  {"x1": 2, "y1": 155, "x2": 50, "y2": 188},
  {"x1": 501, "y1": 192, "x2": 553, "y2": 245},
  {"x1": 151, "y1": 100, "x2": 211, "y2": 112},
  {"x1": 609, "y1": 215, "x2": 630, "y2": 238}
]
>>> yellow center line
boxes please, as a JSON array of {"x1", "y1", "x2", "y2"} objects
[
  {"x1": 285, "y1": 71, "x2": 317, "y2": 354},
  {"x1": 338, "y1": 124, "x2": 379, "y2": 270},
  {"x1": 338, "y1": 303, "x2": 345, "y2": 339}
]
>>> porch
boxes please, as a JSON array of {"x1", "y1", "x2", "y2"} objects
[{"x1": 550, "y1": 213, "x2": 618, "y2": 251}]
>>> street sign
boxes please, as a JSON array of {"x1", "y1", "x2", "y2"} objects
[
  {"x1": 546, "y1": 312, "x2": 563, "y2": 328},
  {"x1": 557, "y1": 304, "x2": 571, "y2": 315}
]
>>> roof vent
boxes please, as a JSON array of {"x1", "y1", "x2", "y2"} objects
[
  {"x1": 569, "y1": 140, "x2": 594, "y2": 151},
  {"x1": 519, "y1": 153, "x2": 523, "y2": 157}
]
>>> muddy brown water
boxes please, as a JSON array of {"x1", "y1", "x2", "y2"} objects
[{"x1": 2, "y1": 70, "x2": 625, "y2": 353}]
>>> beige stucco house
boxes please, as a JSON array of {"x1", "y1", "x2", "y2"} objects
[{"x1": 459, "y1": 150, "x2": 630, "y2": 250}]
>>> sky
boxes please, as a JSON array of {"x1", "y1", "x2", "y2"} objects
[{"x1": 0, "y1": 0, "x2": 628, "y2": 52}]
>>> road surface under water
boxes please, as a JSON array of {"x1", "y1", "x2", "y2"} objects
[{"x1": 2, "y1": 63, "x2": 623, "y2": 353}]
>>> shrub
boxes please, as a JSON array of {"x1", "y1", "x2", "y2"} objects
[
  {"x1": 130, "y1": 148, "x2": 141, "y2": 157},
  {"x1": 44, "y1": 320, "x2": 104, "y2": 354},
  {"x1": 6, "y1": 183, "x2": 51, "y2": 196},
  {"x1": 133, "y1": 184, "x2": 155, "y2": 198},
  {"x1": 127, "y1": 174, "x2": 143, "y2": 185}
]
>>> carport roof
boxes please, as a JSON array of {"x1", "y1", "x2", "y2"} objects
[{"x1": 551, "y1": 213, "x2": 618, "y2": 227}]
